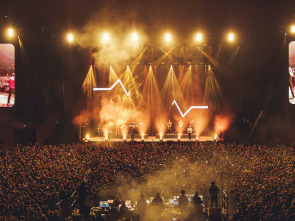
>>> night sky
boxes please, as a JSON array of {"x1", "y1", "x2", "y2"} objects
[{"x1": 1, "y1": 0, "x2": 295, "y2": 143}]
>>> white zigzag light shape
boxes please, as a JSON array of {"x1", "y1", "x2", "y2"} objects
[
  {"x1": 172, "y1": 100, "x2": 208, "y2": 117},
  {"x1": 93, "y1": 79, "x2": 130, "y2": 96}
]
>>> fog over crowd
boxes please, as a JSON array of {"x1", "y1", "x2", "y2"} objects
[{"x1": 0, "y1": 142, "x2": 294, "y2": 220}]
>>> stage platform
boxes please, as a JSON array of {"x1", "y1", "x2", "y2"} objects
[{"x1": 88, "y1": 134, "x2": 217, "y2": 143}]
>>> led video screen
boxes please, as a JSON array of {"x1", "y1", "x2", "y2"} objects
[
  {"x1": 289, "y1": 41, "x2": 295, "y2": 104},
  {"x1": 0, "y1": 44, "x2": 15, "y2": 107}
]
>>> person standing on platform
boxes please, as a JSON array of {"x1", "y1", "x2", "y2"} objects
[
  {"x1": 193, "y1": 191, "x2": 203, "y2": 213},
  {"x1": 178, "y1": 190, "x2": 188, "y2": 217},
  {"x1": 167, "y1": 120, "x2": 172, "y2": 134},
  {"x1": 97, "y1": 124, "x2": 102, "y2": 137},
  {"x1": 77, "y1": 181, "x2": 88, "y2": 215},
  {"x1": 7, "y1": 73, "x2": 15, "y2": 106},
  {"x1": 131, "y1": 126, "x2": 135, "y2": 141},
  {"x1": 209, "y1": 181, "x2": 219, "y2": 208},
  {"x1": 136, "y1": 194, "x2": 147, "y2": 219},
  {"x1": 151, "y1": 193, "x2": 164, "y2": 220},
  {"x1": 187, "y1": 126, "x2": 193, "y2": 140}
]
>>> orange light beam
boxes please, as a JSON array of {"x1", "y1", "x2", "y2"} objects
[
  {"x1": 172, "y1": 100, "x2": 208, "y2": 117},
  {"x1": 93, "y1": 79, "x2": 130, "y2": 96}
]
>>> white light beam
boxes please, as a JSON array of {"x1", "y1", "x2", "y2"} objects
[
  {"x1": 93, "y1": 79, "x2": 130, "y2": 96},
  {"x1": 172, "y1": 100, "x2": 208, "y2": 117}
]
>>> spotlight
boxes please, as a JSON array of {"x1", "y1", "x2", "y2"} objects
[
  {"x1": 196, "y1": 136, "x2": 199, "y2": 141},
  {"x1": 291, "y1": 25, "x2": 295, "y2": 33},
  {"x1": 85, "y1": 134, "x2": 90, "y2": 142},
  {"x1": 67, "y1": 33, "x2": 74, "y2": 43},
  {"x1": 213, "y1": 134, "x2": 219, "y2": 141},
  {"x1": 131, "y1": 32, "x2": 138, "y2": 41},
  {"x1": 165, "y1": 33, "x2": 172, "y2": 42},
  {"x1": 102, "y1": 33, "x2": 110, "y2": 43},
  {"x1": 228, "y1": 33, "x2": 234, "y2": 42},
  {"x1": 195, "y1": 33, "x2": 202, "y2": 42},
  {"x1": 124, "y1": 138, "x2": 127, "y2": 142},
  {"x1": 141, "y1": 137, "x2": 144, "y2": 143},
  {"x1": 7, "y1": 28, "x2": 14, "y2": 38},
  {"x1": 160, "y1": 137, "x2": 163, "y2": 142}
]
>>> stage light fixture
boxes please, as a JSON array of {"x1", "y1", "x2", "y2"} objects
[
  {"x1": 67, "y1": 33, "x2": 74, "y2": 43},
  {"x1": 165, "y1": 33, "x2": 172, "y2": 42},
  {"x1": 103, "y1": 33, "x2": 110, "y2": 43},
  {"x1": 131, "y1": 32, "x2": 138, "y2": 41},
  {"x1": 228, "y1": 33, "x2": 234, "y2": 42},
  {"x1": 291, "y1": 25, "x2": 295, "y2": 33},
  {"x1": 7, "y1": 28, "x2": 14, "y2": 38},
  {"x1": 213, "y1": 134, "x2": 219, "y2": 141},
  {"x1": 84, "y1": 134, "x2": 90, "y2": 142},
  {"x1": 195, "y1": 33, "x2": 202, "y2": 42}
]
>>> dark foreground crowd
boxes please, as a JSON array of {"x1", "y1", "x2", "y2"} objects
[{"x1": 0, "y1": 142, "x2": 294, "y2": 221}]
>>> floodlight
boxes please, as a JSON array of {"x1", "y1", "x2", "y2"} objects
[
  {"x1": 103, "y1": 33, "x2": 110, "y2": 42},
  {"x1": 228, "y1": 33, "x2": 234, "y2": 42},
  {"x1": 165, "y1": 33, "x2": 172, "y2": 42},
  {"x1": 67, "y1": 33, "x2": 74, "y2": 43},
  {"x1": 196, "y1": 33, "x2": 202, "y2": 42},
  {"x1": 291, "y1": 25, "x2": 295, "y2": 33},
  {"x1": 7, "y1": 28, "x2": 14, "y2": 37},
  {"x1": 131, "y1": 32, "x2": 138, "y2": 41}
]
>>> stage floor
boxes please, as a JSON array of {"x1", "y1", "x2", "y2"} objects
[{"x1": 89, "y1": 135, "x2": 216, "y2": 143}]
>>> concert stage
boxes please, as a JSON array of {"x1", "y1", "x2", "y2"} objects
[{"x1": 88, "y1": 134, "x2": 218, "y2": 143}]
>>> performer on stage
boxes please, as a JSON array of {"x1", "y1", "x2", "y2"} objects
[
  {"x1": 131, "y1": 126, "x2": 135, "y2": 141},
  {"x1": 167, "y1": 120, "x2": 172, "y2": 134},
  {"x1": 97, "y1": 124, "x2": 102, "y2": 137},
  {"x1": 115, "y1": 123, "x2": 118, "y2": 134},
  {"x1": 187, "y1": 126, "x2": 193, "y2": 140}
]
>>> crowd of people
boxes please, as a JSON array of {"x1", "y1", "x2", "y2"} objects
[{"x1": 0, "y1": 142, "x2": 294, "y2": 220}]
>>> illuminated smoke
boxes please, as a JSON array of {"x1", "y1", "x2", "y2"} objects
[
  {"x1": 180, "y1": 65, "x2": 194, "y2": 106},
  {"x1": 142, "y1": 66, "x2": 165, "y2": 134},
  {"x1": 82, "y1": 66, "x2": 97, "y2": 98},
  {"x1": 161, "y1": 65, "x2": 185, "y2": 109},
  {"x1": 192, "y1": 111, "x2": 210, "y2": 136},
  {"x1": 99, "y1": 97, "x2": 147, "y2": 134},
  {"x1": 155, "y1": 119, "x2": 167, "y2": 139},
  {"x1": 72, "y1": 109, "x2": 92, "y2": 126},
  {"x1": 74, "y1": 9, "x2": 148, "y2": 68},
  {"x1": 122, "y1": 66, "x2": 144, "y2": 107},
  {"x1": 214, "y1": 114, "x2": 232, "y2": 136},
  {"x1": 109, "y1": 65, "x2": 120, "y2": 85},
  {"x1": 93, "y1": 144, "x2": 238, "y2": 221}
]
